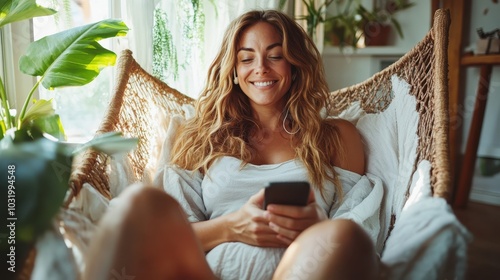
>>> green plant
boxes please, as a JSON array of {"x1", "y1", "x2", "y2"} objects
[
  {"x1": 0, "y1": 0, "x2": 129, "y2": 142},
  {"x1": 357, "y1": 0, "x2": 415, "y2": 40},
  {"x1": 279, "y1": 0, "x2": 337, "y2": 42},
  {"x1": 325, "y1": 0, "x2": 364, "y2": 48},
  {"x1": 0, "y1": 131, "x2": 137, "y2": 275},
  {"x1": 279, "y1": 0, "x2": 363, "y2": 49},
  {"x1": 0, "y1": 1, "x2": 136, "y2": 275},
  {"x1": 152, "y1": 0, "x2": 217, "y2": 84},
  {"x1": 297, "y1": 0, "x2": 336, "y2": 39}
]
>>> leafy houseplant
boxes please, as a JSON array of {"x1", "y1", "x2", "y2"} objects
[
  {"x1": 0, "y1": 0, "x2": 135, "y2": 276},
  {"x1": 279, "y1": 0, "x2": 364, "y2": 50},
  {"x1": 324, "y1": 0, "x2": 363, "y2": 49},
  {"x1": 357, "y1": 0, "x2": 415, "y2": 46},
  {"x1": 0, "y1": 0, "x2": 129, "y2": 142},
  {"x1": 279, "y1": 0, "x2": 336, "y2": 51},
  {"x1": 296, "y1": 0, "x2": 335, "y2": 41}
]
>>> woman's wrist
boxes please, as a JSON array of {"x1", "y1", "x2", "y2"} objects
[
  {"x1": 223, "y1": 212, "x2": 238, "y2": 242},
  {"x1": 192, "y1": 214, "x2": 234, "y2": 252}
]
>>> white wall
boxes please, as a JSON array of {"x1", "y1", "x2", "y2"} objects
[{"x1": 322, "y1": 0, "x2": 431, "y2": 90}]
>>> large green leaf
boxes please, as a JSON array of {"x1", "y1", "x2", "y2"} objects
[
  {"x1": 0, "y1": 118, "x2": 5, "y2": 139},
  {"x1": 16, "y1": 99, "x2": 67, "y2": 141},
  {"x1": 0, "y1": 0, "x2": 56, "y2": 28},
  {"x1": 0, "y1": 137, "x2": 73, "y2": 246},
  {"x1": 73, "y1": 131, "x2": 138, "y2": 155},
  {"x1": 30, "y1": 114, "x2": 66, "y2": 141},
  {"x1": 0, "y1": 132, "x2": 137, "y2": 248},
  {"x1": 20, "y1": 98, "x2": 55, "y2": 127},
  {"x1": 19, "y1": 19, "x2": 129, "y2": 89}
]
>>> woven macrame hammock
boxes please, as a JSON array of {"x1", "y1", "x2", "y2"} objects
[
  {"x1": 70, "y1": 12, "x2": 451, "y2": 202},
  {"x1": 31, "y1": 9, "x2": 466, "y2": 279}
]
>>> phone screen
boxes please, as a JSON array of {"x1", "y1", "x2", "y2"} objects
[{"x1": 263, "y1": 181, "x2": 310, "y2": 209}]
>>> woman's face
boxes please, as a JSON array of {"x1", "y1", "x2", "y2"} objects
[{"x1": 235, "y1": 21, "x2": 293, "y2": 111}]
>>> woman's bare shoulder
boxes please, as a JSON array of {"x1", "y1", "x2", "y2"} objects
[{"x1": 323, "y1": 118, "x2": 365, "y2": 175}]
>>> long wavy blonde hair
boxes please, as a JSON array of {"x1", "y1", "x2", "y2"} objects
[{"x1": 170, "y1": 10, "x2": 344, "y2": 198}]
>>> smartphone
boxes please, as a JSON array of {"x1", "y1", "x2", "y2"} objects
[{"x1": 263, "y1": 181, "x2": 310, "y2": 210}]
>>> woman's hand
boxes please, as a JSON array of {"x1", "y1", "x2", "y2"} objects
[
  {"x1": 264, "y1": 189, "x2": 327, "y2": 245},
  {"x1": 226, "y1": 189, "x2": 289, "y2": 248}
]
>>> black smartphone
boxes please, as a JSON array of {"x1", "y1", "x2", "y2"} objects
[{"x1": 263, "y1": 181, "x2": 310, "y2": 210}]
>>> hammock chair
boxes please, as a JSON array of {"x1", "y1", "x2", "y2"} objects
[{"x1": 24, "y1": 9, "x2": 471, "y2": 280}]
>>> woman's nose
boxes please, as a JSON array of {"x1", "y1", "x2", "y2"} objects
[{"x1": 255, "y1": 58, "x2": 269, "y2": 74}]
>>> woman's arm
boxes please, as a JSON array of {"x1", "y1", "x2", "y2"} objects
[
  {"x1": 329, "y1": 118, "x2": 366, "y2": 175},
  {"x1": 192, "y1": 214, "x2": 234, "y2": 252}
]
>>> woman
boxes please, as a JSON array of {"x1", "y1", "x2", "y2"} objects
[{"x1": 84, "y1": 10, "x2": 378, "y2": 280}]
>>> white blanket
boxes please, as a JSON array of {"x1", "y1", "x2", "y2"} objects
[
  {"x1": 381, "y1": 161, "x2": 472, "y2": 279},
  {"x1": 335, "y1": 75, "x2": 472, "y2": 278}
]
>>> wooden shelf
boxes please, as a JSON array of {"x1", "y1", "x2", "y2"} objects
[
  {"x1": 461, "y1": 53, "x2": 500, "y2": 66},
  {"x1": 323, "y1": 46, "x2": 408, "y2": 56}
]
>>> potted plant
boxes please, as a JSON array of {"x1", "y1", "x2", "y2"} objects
[
  {"x1": 357, "y1": 0, "x2": 415, "y2": 46},
  {"x1": 0, "y1": 0, "x2": 130, "y2": 142},
  {"x1": 279, "y1": 0, "x2": 336, "y2": 51},
  {"x1": 0, "y1": 0, "x2": 136, "y2": 277},
  {"x1": 295, "y1": 0, "x2": 335, "y2": 40},
  {"x1": 324, "y1": 0, "x2": 364, "y2": 49}
]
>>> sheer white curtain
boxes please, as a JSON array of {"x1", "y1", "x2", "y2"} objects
[
  {"x1": 120, "y1": 0, "x2": 282, "y2": 98},
  {"x1": 114, "y1": 0, "x2": 161, "y2": 73}
]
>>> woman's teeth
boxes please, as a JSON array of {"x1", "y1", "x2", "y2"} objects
[{"x1": 254, "y1": 81, "x2": 274, "y2": 87}]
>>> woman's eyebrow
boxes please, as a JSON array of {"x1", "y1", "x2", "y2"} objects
[{"x1": 237, "y1": 42, "x2": 282, "y2": 53}]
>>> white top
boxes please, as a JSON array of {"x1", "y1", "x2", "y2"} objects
[
  {"x1": 202, "y1": 156, "x2": 338, "y2": 219},
  {"x1": 200, "y1": 156, "x2": 359, "y2": 279},
  {"x1": 157, "y1": 152, "x2": 383, "y2": 280}
]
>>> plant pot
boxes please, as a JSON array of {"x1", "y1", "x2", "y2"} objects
[
  {"x1": 364, "y1": 22, "x2": 392, "y2": 46},
  {"x1": 328, "y1": 27, "x2": 357, "y2": 48}
]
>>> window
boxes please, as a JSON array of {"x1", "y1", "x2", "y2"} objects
[
  {"x1": 33, "y1": 0, "x2": 115, "y2": 142},
  {"x1": 4, "y1": 0, "x2": 285, "y2": 142}
]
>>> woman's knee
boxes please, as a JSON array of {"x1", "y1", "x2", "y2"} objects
[
  {"x1": 111, "y1": 184, "x2": 183, "y2": 219},
  {"x1": 299, "y1": 219, "x2": 376, "y2": 262},
  {"x1": 278, "y1": 219, "x2": 378, "y2": 279},
  {"x1": 308, "y1": 219, "x2": 373, "y2": 250}
]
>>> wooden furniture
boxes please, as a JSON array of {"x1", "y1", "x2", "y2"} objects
[
  {"x1": 441, "y1": 0, "x2": 500, "y2": 208},
  {"x1": 455, "y1": 60, "x2": 498, "y2": 208}
]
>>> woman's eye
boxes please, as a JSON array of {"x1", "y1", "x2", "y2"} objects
[
  {"x1": 240, "y1": 57, "x2": 253, "y2": 63},
  {"x1": 269, "y1": 56, "x2": 283, "y2": 60}
]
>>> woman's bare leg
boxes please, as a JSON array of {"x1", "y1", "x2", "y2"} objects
[
  {"x1": 83, "y1": 184, "x2": 215, "y2": 280},
  {"x1": 273, "y1": 219, "x2": 379, "y2": 280}
]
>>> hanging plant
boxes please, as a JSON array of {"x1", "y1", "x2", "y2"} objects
[
  {"x1": 152, "y1": 0, "x2": 216, "y2": 85},
  {"x1": 153, "y1": 8, "x2": 178, "y2": 81}
]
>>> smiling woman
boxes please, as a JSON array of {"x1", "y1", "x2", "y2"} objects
[{"x1": 235, "y1": 22, "x2": 293, "y2": 112}]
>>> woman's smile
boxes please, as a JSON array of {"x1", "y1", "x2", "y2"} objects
[{"x1": 252, "y1": 80, "x2": 278, "y2": 88}]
